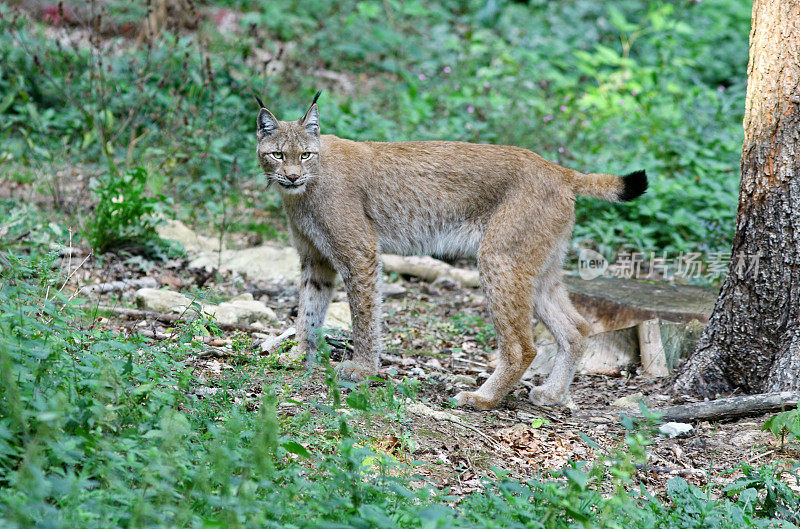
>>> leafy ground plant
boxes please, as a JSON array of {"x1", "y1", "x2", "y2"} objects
[
  {"x1": 83, "y1": 166, "x2": 173, "y2": 256},
  {"x1": 763, "y1": 409, "x2": 800, "y2": 449},
  {"x1": 1, "y1": 250, "x2": 799, "y2": 528}
]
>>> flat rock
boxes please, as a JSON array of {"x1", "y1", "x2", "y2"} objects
[
  {"x1": 611, "y1": 392, "x2": 648, "y2": 409},
  {"x1": 382, "y1": 254, "x2": 479, "y2": 287},
  {"x1": 659, "y1": 422, "x2": 694, "y2": 438},
  {"x1": 408, "y1": 402, "x2": 463, "y2": 424},
  {"x1": 205, "y1": 295, "x2": 278, "y2": 326},
  {"x1": 189, "y1": 246, "x2": 301, "y2": 282},
  {"x1": 135, "y1": 288, "x2": 194, "y2": 313},
  {"x1": 451, "y1": 374, "x2": 477, "y2": 386},
  {"x1": 156, "y1": 219, "x2": 221, "y2": 252},
  {"x1": 381, "y1": 282, "x2": 407, "y2": 299},
  {"x1": 324, "y1": 302, "x2": 352, "y2": 330}
]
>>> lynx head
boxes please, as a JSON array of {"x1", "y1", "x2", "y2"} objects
[{"x1": 255, "y1": 91, "x2": 322, "y2": 195}]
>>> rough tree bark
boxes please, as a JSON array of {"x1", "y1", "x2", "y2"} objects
[{"x1": 673, "y1": 0, "x2": 800, "y2": 396}]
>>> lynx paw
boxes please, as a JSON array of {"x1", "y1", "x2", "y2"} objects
[
  {"x1": 453, "y1": 391, "x2": 499, "y2": 410},
  {"x1": 335, "y1": 361, "x2": 376, "y2": 382},
  {"x1": 528, "y1": 385, "x2": 566, "y2": 406}
]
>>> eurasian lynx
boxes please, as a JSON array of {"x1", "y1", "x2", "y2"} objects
[{"x1": 255, "y1": 93, "x2": 647, "y2": 409}]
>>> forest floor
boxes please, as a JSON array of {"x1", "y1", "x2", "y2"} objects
[{"x1": 48, "y1": 221, "x2": 800, "y2": 499}]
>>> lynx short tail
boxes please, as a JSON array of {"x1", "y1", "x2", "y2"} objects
[{"x1": 571, "y1": 169, "x2": 648, "y2": 202}]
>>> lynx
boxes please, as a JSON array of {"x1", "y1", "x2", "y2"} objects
[{"x1": 255, "y1": 93, "x2": 647, "y2": 409}]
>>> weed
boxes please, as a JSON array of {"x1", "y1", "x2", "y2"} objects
[
  {"x1": 763, "y1": 409, "x2": 800, "y2": 449},
  {"x1": 724, "y1": 463, "x2": 800, "y2": 524},
  {"x1": 83, "y1": 166, "x2": 173, "y2": 256}
]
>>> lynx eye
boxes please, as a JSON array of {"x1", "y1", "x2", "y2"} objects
[
  {"x1": 270, "y1": 152, "x2": 284, "y2": 160},
  {"x1": 300, "y1": 152, "x2": 312, "y2": 160}
]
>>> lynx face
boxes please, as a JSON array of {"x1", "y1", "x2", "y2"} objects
[{"x1": 256, "y1": 102, "x2": 321, "y2": 195}]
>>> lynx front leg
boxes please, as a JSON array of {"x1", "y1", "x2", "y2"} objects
[
  {"x1": 281, "y1": 254, "x2": 336, "y2": 365},
  {"x1": 335, "y1": 251, "x2": 382, "y2": 382}
]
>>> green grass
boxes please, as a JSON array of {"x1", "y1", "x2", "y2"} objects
[{"x1": 1, "y1": 249, "x2": 799, "y2": 528}]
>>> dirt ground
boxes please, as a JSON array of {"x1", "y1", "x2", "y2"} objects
[{"x1": 45, "y1": 234, "x2": 799, "y2": 498}]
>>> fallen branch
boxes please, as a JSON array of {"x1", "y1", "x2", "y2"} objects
[
  {"x1": 635, "y1": 464, "x2": 706, "y2": 477},
  {"x1": 87, "y1": 305, "x2": 278, "y2": 335},
  {"x1": 632, "y1": 391, "x2": 800, "y2": 422},
  {"x1": 80, "y1": 277, "x2": 158, "y2": 295},
  {"x1": 381, "y1": 254, "x2": 480, "y2": 287},
  {"x1": 137, "y1": 328, "x2": 231, "y2": 346}
]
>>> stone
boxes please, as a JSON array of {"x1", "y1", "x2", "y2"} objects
[
  {"x1": 156, "y1": 219, "x2": 221, "y2": 252},
  {"x1": 205, "y1": 297, "x2": 278, "y2": 326},
  {"x1": 408, "y1": 402, "x2": 463, "y2": 424},
  {"x1": 194, "y1": 387, "x2": 220, "y2": 397},
  {"x1": 135, "y1": 287, "x2": 194, "y2": 313},
  {"x1": 408, "y1": 366, "x2": 427, "y2": 378},
  {"x1": 446, "y1": 267, "x2": 480, "y2": 287},
  {"x1": 659, "y1": 422, "x2": 694, "y2": 438},
  {"x1": 451, "y1": 374, "x2": 477, "y2": 386},
  {"x1": 189, "y1": 245, "x2": 301, "y2": 282},
  {"x1": 324, "y1": 302, "x2": 352, "y2": 330},
  {"x1": 381, "y1": 282, "x2": 407, "y2": 299},
  {"x1": 229, "y1": 292, "x2": 255, "y2": 302},
  {"x1": 611, "y1": 392, "x2": 648, "y2": 409},
  {"x1": 155, "y1": 220, "x2": 302, "y2": 281}
]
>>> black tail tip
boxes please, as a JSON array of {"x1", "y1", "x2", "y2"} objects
[{"x1": 618, "y1": 170, "x2": 648, "y2": 202}]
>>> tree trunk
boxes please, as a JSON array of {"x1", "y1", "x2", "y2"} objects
[{"x1": 673, "y1": 0, "x2": 800, "y2": 397}]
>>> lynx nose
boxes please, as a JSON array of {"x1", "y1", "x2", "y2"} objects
[{"x1": 286, "y1": 174, "x2": 300, "y2": 183}]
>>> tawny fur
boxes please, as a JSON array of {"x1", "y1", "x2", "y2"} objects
[{"x1": 256, "y1": 96, "x2": 646, "y2": 410}]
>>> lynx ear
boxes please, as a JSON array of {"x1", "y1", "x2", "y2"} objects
[
  {"x1": 257, "y1": 107, "x2": 279, "y2": 139},
  {"x1": 299, "y1": 91, "x2": 321, "y2": 136}
]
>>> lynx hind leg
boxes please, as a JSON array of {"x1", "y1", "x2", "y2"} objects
[
  {"x1": 529, "y1": 267, "x2": 590, "y2": 406},
  {"x1": 281, "y1": 254, "x2": 337, "y2": 366},
  {"x1": 454, "y1": 249, "x2": 540, "y2": 410}
]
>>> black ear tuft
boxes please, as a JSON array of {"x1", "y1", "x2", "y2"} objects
[
  {"x1": 254, "y1": 94, "x2": 266, "y2": 109},
  {"x1": 618, "y1": 170, "x2": 648, "y2": 202},
  {"x1": 257, "y1": 108, "x2": 279, "y2": 138},
  {"x1": 300, "y1": 91, "x2": 321, "y2": 136}
]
